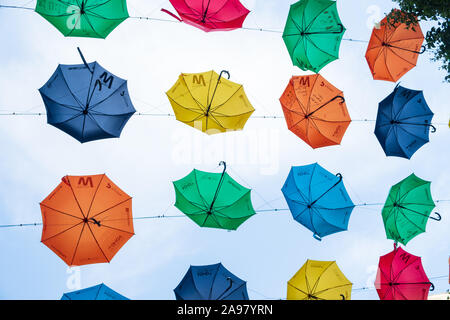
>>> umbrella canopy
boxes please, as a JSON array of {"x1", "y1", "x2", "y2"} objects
[
  {"x1": 39, "y1": 48, "x2": 135, "y2": 143},
  {"x1": 40, "y1": 174, "x2": 134, "y2": 266},
  {"x1": 375, "y1": 85, "x2": 434, "y2": 159},
  {"x1": 162, "y1": 0, "x2": 250, "y2": 32},
  {"x1": 35, "y1": 0, "x2": 129, "y2": 38},
  {"x1": 61, "y1": 283, "x2": 129, "y2": 300},
  {"x1": 174, "y1": 263, "x2": 249, "y2": 300},
  {"x1": 166, "y1": 70, "x2": 254, "y2": 134},
  {"x1": 375, "y1": 245, "x2": 433, "y2": 300},
  {"x1": 173, "y1": 162, "x2": 256, "y2": 230},
  {"x1": 287, "y1": 260, "x2": 352, "y2": 300},
  {"x1": 280, "y1": 74, "x2": 351, "y2": 148},
  {"x1": 282, "y1": 163, "x2": 354, "y2": 241},
  {"x1": 365, "y1": 11, "x2": 425, "y2": 82},
  {"x1": 282, "y1": 0, "x2": 346, "y2": 73},
  {"x1": 382, "y1": 173, "x2": 440, "y2": 246}
]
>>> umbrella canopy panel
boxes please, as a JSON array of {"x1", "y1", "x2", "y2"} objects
[{"x1": 61, "y1": 283, "x2": 129, "y2": 300}]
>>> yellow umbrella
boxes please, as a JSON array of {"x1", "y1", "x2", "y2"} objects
[
  {"x1": 287, "y1": 260, "x2": 352, "y2": 300},
  {"x1": 166, "y1": 70, "x2": 255, "y2": 134}
]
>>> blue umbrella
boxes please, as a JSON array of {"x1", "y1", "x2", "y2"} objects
[
  {"x1": 39, "y1": 48, "x2": 136, "y2": 143},
  {"x1": 375, "y1": 85, "x2": 435, "y2": 159},
  {"x1": 174, "y1": 263, "x2": 249, "y2": 300},
  {"x1": 61, "y1": 283, "x2": 129, "y2": 300},
  {"x1": 282, "y1": 163, "x2": 355, "y2": 241}
]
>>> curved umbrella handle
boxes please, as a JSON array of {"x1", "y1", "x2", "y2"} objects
[
  {"x1": 340, "y1": 294, "x2": 346, "y2": 300},
  {"x1": 336, "y1": 23, "x2": 345, "y2": 34},
  {"x1": 161, "y1": 8, "x2": 182, "y2": 22},
  {"x1": 219, "y1": 70, "x2": 230, "y2": 80},
  {"x1": 430, "y1": 124, "x2": 437, "y2": 133},
  {"x1": 313, "y1": 233, "x2": 322, "y2": 241},
  {"x1": 430, "y1": 283, "x2": 435, "y2": 291},
  {"x1": 219, "y1": 161, "x2": 227, "y2": 173},
  {"x1": 419, "y1": 45, "x2": 426, "y2": 54},
  {"x1": 335, "y1": 173, "x2": 343, "y2": 183},
  {"x1": 429, "y1": 212, "x2": 441, "y2": 221}
]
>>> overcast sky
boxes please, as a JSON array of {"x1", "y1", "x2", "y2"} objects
[{"x1": 0, "y1": 0, "x2": 448, "y2": 300}]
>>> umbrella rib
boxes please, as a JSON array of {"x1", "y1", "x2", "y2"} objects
[
  {"x1": 67, "y1": 179, "x2": 87, "y2": 218},
  {"x1": 40, "y1": 92, "x2": 84, "y2": 112},
  {"x1": 168, "y1": 98, "x2": 205, "y2": 117},
  {"x1": 86, "y1": 222, "x2": 110, "y2": 262},
  {"x1": 40, "y1": 203, "x2": 84, "y2": 221},
  {"x1": 69, "y1": 222, "x2": 86, "y2": 266},
  {"x1": 97, "y1": 223, "x2": 134, "y2": 236},
  {"x1": 209, "y1": 85, "x2": 243, "y2": 114},
  {"x1": 220, "y1": 282, "x2": 246, "y2": 300},
  {"x1": 383, "y1": 48, "x2": 396, "y2": 82},
  {"x1": 85, "y1": 174, "x2": 105, "y2": 219},
  {"x1": 398, "y1": 207, "x2": 429, "y2": 228},
  {"x1": 313, "y1": 283, "x2": 352, "y2": 297},
  {"x1": 83, "y1": 13, "x2": 104, "y2": 38},
  {"x1": 311, "y1": 262, "x2": 335, "y2": 294},
  {"x1": 85, "y1": 0, "x2": 111, "y2": 10},
  {"x1": 86, "y1": 113, "x2": 117, "y2": 138},
  {"x1": 311, "y1": 207, "x2": 347, "y2": 231},
  {"x1": 181, "y1": 76, "x2": 207, "y2": 113},
  {"x1": 58, "y1": 69, "x2": 85, "y2": 109},
  {"x1": 208, "y1": 264, "x2": 221, "y2": 300},
  {"x1": 88, "y1": 197, "x2": 133, "y2": 220},
  {"x1": 41, "y1": 221, "x2": 83, "y2": 242},
  {"x1": 287, "y1": 282, "x2": 309, "y2": 297},
  {"x1": 192, "y1": 170, "x2": 210, "y2": 209},
  {"x1": 85, "y1": 9, "x2": 127, "y2": 21},
  {"x1": 387, "y1": 46, "x2": 417, "y2": 67},
  {"x1": 66, "y1": 11, "x2": 84, "y2": 37},
  {"x1": 304, "y1": 3, "x2": 335, "y2": 33},
  {"x1": 396, "y1": 125, "x2": 429, "y2": 144}
]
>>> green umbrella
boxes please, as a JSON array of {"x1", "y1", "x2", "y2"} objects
[
  {"x1": 35, "y1": 0, "x2": 129, "y2": 39},
  {"x1": 282, "y1": 0, "x2": 346, "y2": 73},
  {"x1": 173, "y1": 162, "x2": 256, "y2": 231},
  {"x1": 382, "y1": 174, "x2": 441, "y2": 246}
]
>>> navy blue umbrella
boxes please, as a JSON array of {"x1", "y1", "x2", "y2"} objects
[
  {"x1": 39, "y1": 48, "x2": 135, "y2": 143},
  {"x1": 174, "y1": 263, "x2": 249, "y2": 300},
  {"x1": 281, "y1": 163, "x2": 355, "y2": 241},
  {"x1": 61, "y1": 283, "x2": 129, "y2": 300},
  {"x1": 375, "y1": 85, "x2": 435, "y2": 159}
]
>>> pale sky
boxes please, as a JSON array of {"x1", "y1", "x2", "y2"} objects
[{"x1": 0, "y1": 0, "x2": 448, "y2": 300}]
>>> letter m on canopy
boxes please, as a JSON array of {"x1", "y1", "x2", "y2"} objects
[
  {"x1": 78, "y1": 177, "x2": 94, "y2": 188},
  {"x1": 193, "y1": 75, "x2": 206, "y2": 86}
]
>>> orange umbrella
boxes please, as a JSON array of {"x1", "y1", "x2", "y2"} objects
[
  {"x1": 40, "y1": 174, "x2": 134, "y2": 266},
  {"x1": 280, "y1": 74, "x2": 351, "y2": 149},
  {"x1": 365, "y1": 12, "x2": 425, "y2": 82}
]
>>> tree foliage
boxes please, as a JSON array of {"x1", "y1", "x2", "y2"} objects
[{"x1": 386, "y1": 0, "x2": 450, "y2": 82}]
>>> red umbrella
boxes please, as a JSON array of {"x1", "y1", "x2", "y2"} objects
[
  {"x1": 375, "y1": 245, "x2": 433, "y2": 300},
  {"x1": 162, "y1": 0, "x2": 250, "y2": 32}
]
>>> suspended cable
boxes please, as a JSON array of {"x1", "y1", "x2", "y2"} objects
[{"x1": 0, "y1": 5, "x2": 34, "y2": 11}]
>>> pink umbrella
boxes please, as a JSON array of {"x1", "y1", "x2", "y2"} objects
[
  {"x1": 162, "y1": 0, "x2": 250, "y2": 32},
  {"x1": 375, "y1": 244, "x2": 434, "y2": 300}
]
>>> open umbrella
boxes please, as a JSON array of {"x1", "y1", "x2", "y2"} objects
[
  {"x1": 366, "y1": 11, "x2": 425, "y2": 82},
  {"x1": 39, "y1": 48, "x2": 135, "y2": 143},
  {"x1": 162, "y1": 0, "x2": 250, "y2": 32},
  {"x1": 375, "y1": 84, "x2": 435, "y2": 159},
  {"x1": 287, "y1": 260, "x2": 352, "y2": 300},
  {"x1": 40, "y1": 174, "x2": 134, "y2": 266},
  {"x1": 166, "y1": 70, "x2": 254, "y2": 134},
  {"x1": 175, "y1": 263, "x2": 249, "y2": 300},
  {"x1": 173, "y1": 161, "x2": 256, "y2": 230},
  {"x1": 35, "y1": 0, "x2": 129, "y2": 38},
  {"x1": 282, "y1": 0, "x2": 346, "y2": 73},
  {"x1": 382, "y1": 173, "x2": 441, "y2": 246},
  {"x1": 282, "y1": 163, "x2": 354, "y2": 241},
  {"x1": 61, "y1": 283, "x2": 129, "y2": 300},
  {"x1": 280, "y1": 74, "x2": 351, "y2": 148},
  {"x1": 375, "y1": 245, "x2": 433, "y2": 300}
]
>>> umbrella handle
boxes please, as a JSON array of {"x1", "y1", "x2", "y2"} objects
[
  {"x1": 77, "y1": 47, "x2": 93, "y2": 73},
  {"x1": 219, "y1": 161, "x2": 227, "y2": 173},
  {"x1": 430, "y1": 124, "x2": 437, "y2": 133},
  {"x1": 430, "y1": 283, "x2": 435, "y2": 291},
  {"x1": 313, "y1": 233, "x2": 322, "y2": 241},
  {"x1": 219, "y1": 70, "x2": 230, "y2": 80},
  {"x1": 340, "y1": 294, "x2": 346, "y2": 300},
  {"x1": 336, "y1": 23, "x2": 344, "y2": 34},
  {"x1": 429, "y1": 212, "x2": 441, "y2": 221},
  {"x1": 161, "y1": 9, "x2": 182, "y2": 22},
  {"x1": 419, "y1": 45, "x2": 426, "y2": 54},
  {"x1": 335, "y1": 173, "x2": 343, "y2": 183}
]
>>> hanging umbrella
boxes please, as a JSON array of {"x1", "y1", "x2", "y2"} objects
[
  {"x1": 174, "y1": 263, "x2": 249, "y2": 300},
  {"x1": 161, "y1": 0, "x2": 250, "y2": 32},
  {"x1": 280, "y1": 74, "x2": 351, "y2": 148},
  {"x1": 40, "y1": 174, "x2": 134, "y2": 266},
  {"x1": 287, "y1": 260, "x2": 352, "y2": 300},
  {"x1": 375, "y1": 84, "x2": 435, "y2": 159},
  {"x1": 35, "y1": 0, "x2": 129, "y2": 38},
  {"x1": 166, "y1": 70, "x2": 254, "y2": 134},
  {"x1": 173, "y1": 161, "x2": 256, "y2": 230},
  {"x1": 382, "y1": 173, "x2": 441, "y2": 246},
  {"x1": 282, "y1": 0, "x2": 346, "y2": 73},
  {"x1": 39, "y1": 48, "x2": 136, "y2": 143},
  {"x1": 61, "y1": 283, "x2": 129, "y2": 300},
  {"x1": 366, "y1": 11, "x2": 425, "y2": 82},
  {"x1": 281, "y1": 163, "x2": 354, "y2": 241},
  {"x1": 375, "y1": 245, "x2": 433, "y2": 300}
]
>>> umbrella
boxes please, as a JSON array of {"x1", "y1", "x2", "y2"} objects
[
  {"x1": 382, "y1": 173, "x2": 441, "y2": 246},
  {"x1": 174, "y1": 263, "x2": 249, "y2": 300},
  {"x1": 173, "y1": 161, "x2": 256, "y2": 230},
  {"x1": 61, "y1": 283, "x2": 129, "y2": 300},
  {"x1": 281, "y1": 163, "x2": 354, "y2": 241},
  {"x1": 375, "y1": 84, "x2": 435, "y2": 159},
  {"x1": 162, "y1": 0, "x2": 250, "y2": 32},
  {"x1": 365, "y1": 11, "x2": 425, "y2": 82},
  {"x1": 35, "y1": 0, "x2": 129, "y2": 38},
  {"x1": 287, "y1": 260, "x2": 352, "y2": 300},
  {"x1": 40, "y1": 174, "x2": 134, "y2": 266},
  {"x1": 39, "y1": 48, "x2": 136, "y2": 143},
  {"x1": 375, "y1": 245, "x2": 433, "y2": 300},
  {"x1": 166, "y1": 70, "x2": 254, "y2": 134},
  {"x1": 279, "y1": 74, "x2": 351, "y2": 148},
  {"x1": 282, "y1": 0, "x2": 346, "y2": 73}
]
